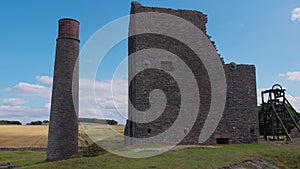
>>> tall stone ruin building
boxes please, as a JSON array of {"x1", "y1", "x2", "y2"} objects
[
  {"x1": 47, "y1": 18, "x2": 80, "y2": 160},
  {"x1": 125, "y1": 2, "x2": 259, "y2": 145}
]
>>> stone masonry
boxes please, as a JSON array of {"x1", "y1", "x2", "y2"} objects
[
  {"x1": 125, "y1": 2, "x2": 259, "y2": 145},
  {"x1": 47, "y1": 18, "x2": 80, "y2": 160}
]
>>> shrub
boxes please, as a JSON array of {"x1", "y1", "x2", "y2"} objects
[{"x1": 80, "y1": 143, "x2": 107, "y2": 157}]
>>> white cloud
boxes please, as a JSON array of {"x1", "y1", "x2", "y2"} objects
[
  {"x1": 1, "y1": 80, "x2": 53, "y2": 124},
  {"x1": 291, "y1": 7, "x2": 300, "y2": 22},
  {"x1": 5, "y1": 82, "x2": 51, "y2": 99},
  {"x1": 4, "y1": 76, "x2": 297, "y2": 125},
  {"x1": 257, "y1": 88, "x2": 269, "y2": 95},
  {"x1": 36, "y1": 76, "x2": 53, "y2": 84},
  {"x1": 286, "y1": 95, "x2": 300, "y2": 112},
  {"x1": 44, "y1": 102, "x2": 51, "y2": 109},
  {"x1": 279, "y1": 71, "x2": 300, "y2": 83},
  {"x1": 257, "y1": 89, "x2": 265, "y2": 105},
  {"x1": 1, "y1": 77, "x2": 129, "y2": 124},
  {"x1": 0, "y1": 104, "x2": 50, "y2": 124},
  {"x1": 79, "y1": 78, "x2": 128, "y2": 124},
  {"x1": 3, "y1": 98, "x2": 29, "y2": 106}
]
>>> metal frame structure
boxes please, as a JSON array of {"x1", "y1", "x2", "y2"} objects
[{"x1": 259, "y1": 84, "x2": 300, "y2": 141}]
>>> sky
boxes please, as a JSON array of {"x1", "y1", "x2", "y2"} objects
[{"x1": 0, "y1": 0, "x2": 300, "y2": 124}]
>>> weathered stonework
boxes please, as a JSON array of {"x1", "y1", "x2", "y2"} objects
[
  {"x1": 47, "y1": 18, "x2": 79, "y2": 160},
  {"x1": 125, "y1": 2, "x2": 259, "y2": 145},
  {"x1": 205, "y1": 65, "x2": 259, "y2": 144}
]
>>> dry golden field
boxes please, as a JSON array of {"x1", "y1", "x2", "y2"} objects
[
  {"x1": 0, "y1": 125, "x2": 48, "y2": 148},
  {"x1": 0, "y1": 125, "x2": 124, "y2": 148}
]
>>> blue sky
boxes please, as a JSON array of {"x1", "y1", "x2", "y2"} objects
[{"x1": 0, "y1": 0, "x2": 300, "y2": 124}]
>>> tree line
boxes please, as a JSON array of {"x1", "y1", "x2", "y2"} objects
[
  {"x1": 78, "y1": 118, "x2": 118, "y2": 125},
  {"x1": 26, "y1": 120, "x2": 49, "y2": 125},
  {"x1": 0, "y1": 120, "x2": 22, "y2": 125},
  {"x1": 0, "y1": 118, "x2": 118, "y2": 125}
]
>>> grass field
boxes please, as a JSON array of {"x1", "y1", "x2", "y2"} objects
[
  {"x1": 0, "y1": 142, "x2": 299, "y2": 169},
  {"x1": 0, "y1": 124, "x2": 124, "y2": 148},
  {"x1": 0, "y1": 125, "x2": 299, "y2": 168},
  {"x1": 80, "y1": 123, "x2": 125, "y2": 152},
  {"x1": 0, "y1": 125, "x2": 49, "y2": 148}
]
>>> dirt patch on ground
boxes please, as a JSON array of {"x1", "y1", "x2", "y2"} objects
[
  {"x1": 171, "y1": 145, "x2": 222, "y2": 151},
  {"x1": 132, "y1": 145, "x2": 222, "y2": 152},
  {"x1": 219, "y1": 158, "x2": 279, "y2": 169}
]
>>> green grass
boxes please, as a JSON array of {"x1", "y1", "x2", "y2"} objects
[
  {"x1": 0, "y1": 142, "x2": 299, "y2": 169},
  {"x1": 0, "y1": 150, "x2": 46, "y2": 167}
]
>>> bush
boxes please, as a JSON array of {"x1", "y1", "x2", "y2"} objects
[
  {"x1": 43, "y1": 120, "x2": 49, "y2": 124},
  {"x1": 26, "y1": 121, "x2": 43, "y2": 125},
  {"x1": 80, "y1": 143, "x2": 107, "y2": 157}
]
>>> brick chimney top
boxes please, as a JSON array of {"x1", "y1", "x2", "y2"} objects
[{"x1": 58, "y1": 18, "x2": 80, "y2": 41}]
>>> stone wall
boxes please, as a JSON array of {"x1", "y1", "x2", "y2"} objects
[
  {"x1": 125, "y1": 2, "x2": 259, "y2": 145},
  {"x1": 205, "y1": 64, "x2": 259, "y2": 144}
]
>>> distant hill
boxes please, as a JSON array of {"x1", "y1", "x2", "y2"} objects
[{"x1": 78, "y1": 118, "x2": 118, "y2": 125}]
